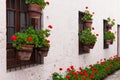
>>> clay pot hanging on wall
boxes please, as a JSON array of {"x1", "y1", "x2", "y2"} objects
[
  {"x1": 89, "y1": 42, "x2": 96, "y2": 49},
  {"x1": 28, "y1": 4, "x2": 42, "y2": 18},
  {"x1": 17, "y1": 45, "x2": 34, "y2": 60},
  {"x1": 105, "y1": 40, "x2": 113, "y2": 44},
  {"x1": 84, "y1": 20, "x2": 93, "y2": 29},
  {"x1": 37, "y1": 46, "x2": 49, "y2": 57}
]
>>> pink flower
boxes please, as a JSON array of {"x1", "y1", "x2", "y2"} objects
[
  {"x1": 11, "y1": 35, "x2": 17, "y2": 41},
  {"x1": 113, "y1": 19, "x2": 115, "y2": 21}
]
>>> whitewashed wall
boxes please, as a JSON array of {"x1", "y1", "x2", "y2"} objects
[{"x1": 0, "y1": 0, "x2": 120, "y2": 80}]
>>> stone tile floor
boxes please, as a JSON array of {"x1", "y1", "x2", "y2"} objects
[{"x1": 104, "y1": 70, "x2": 120, "y2": 80}]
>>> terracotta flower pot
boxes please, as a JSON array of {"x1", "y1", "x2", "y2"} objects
[
  {"x1": 84, "y1": 20, "x2": 93, "y2": 29},
  {"x1": 82, "y1": 43, "x2": 90, "y2": 52},
  {"x1": 28, "y1": 4, "x2": 42, "y2": 18},
  {"x1": 17, "y1": 45, "x2": 34, "y2": 60},
  {"x1": 89, "y1": 42, "x2": 96, "y2": 49},
  {"x1": 110, "y1": 40, "x2": 113, "y2": 44},
  {"x1": 37, "y1": 46, "x2": 49, "y2": 57},
  {"x1": 105, "y1": 40, "x2": 112, "y2": 44}
]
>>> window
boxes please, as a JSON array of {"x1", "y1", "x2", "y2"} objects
[
  {"x1": 7, "y1": 0, "x2": 43, "y2": 71},
  {"x1": 103, "y1": 20, "x2": 109, "y2": 49},
  {"x1": 78, "y1": 11, "x2": 90, "y2": 54}
]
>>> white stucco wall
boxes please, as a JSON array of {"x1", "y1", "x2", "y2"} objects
[{"x1": 0, "y1": 0, "x2": 120, "y2": 80}]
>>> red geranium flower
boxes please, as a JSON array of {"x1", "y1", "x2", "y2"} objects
[
  {"x1": 27, "y1": 37, "x2": 33, "y2": 42},
  {"x1": 72, "y1": 72, "x2": 76, "y2": 75},
  {"x1": 70, "y1": 65, "x2": 74, "y2": 70},
  {"x1": 48, "y1": 25, "x2": 53, "y2": 29},
  {"x1": 46, "y1": 1, "x2": 50, "y2": 5},
  {"x1": 59, "y1": 68, "x2": 63, "y2": 71},
  {"x1": 75, "y1": 75, "x2": 79, "y2": 79},
  {"x1": 104, "y1": 58, "x2": 106, "y2": 61},
  {"x1": 82, "y1": 77, "x2": 86, "y2": 80},
  {"x1": 79, "y1": 67, "x2": 82, "y2": 70},
  {"x1": 79, "y1": 71, "x2": 83, "y2": 75},
  {"x1": 101, "y1": 62, "x2": 105, "y2": 65},
  {"x1": 90, "y1": 75, "x2": 94, "y2": 79},
  {"x1": 84, "y1": 72, "x2": 88, "y2": 77},
  {"x1": 85, "y1": 6, "x2": 88, "y2": 9},
  {"x1": 89, "y1": 64, "x2": 93, "y2": 67},
  {"x1": 46, "y1": 39, "x2": 50, "y2": 43},
  {"x1": 66, "y1": 75, "x2": 70, "y2": 79},
  {"x1": 92, "y1": 12, "x2": 95, "y2": 14},
  {"x1": 96, "y1": 34, "x2": 99, "y2": 36},
  {"x1": 67, "y1": 68, "x2": 71, "y2": 72},
  {"x1": 92, "y1": 27, "x2": 95, "y2": 30},
  {"x1": 11, "y1": 35, "x2": 17, "y2": 41}
]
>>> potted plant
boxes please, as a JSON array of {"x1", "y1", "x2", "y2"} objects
[
  {"x1": 35, "y1": 25, "x2": 52, "y2": 57},
  {"x1": 25, "y1": 0, "x2": 48, "y2": 18},
  {"x1": 80, "y1": 28, "x2": 97, "y2": 49},
  {"x1": 82, "y1": 6, "x2": 94, "y2": 28},
  {"x1": 104, "y1": 31, "x2": 115, "y2": 44},
  {"x1": 106, "y1": 17, "x2": 115, "y2": 30},
  {"x1": 11, "y1": 26, "x2": 39, "y2": 60}
]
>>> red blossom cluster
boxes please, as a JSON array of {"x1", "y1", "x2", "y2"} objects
[
  {"x1": 85, "y1": 6, "x2": 95, "y2": 15},
  {"x1": 52, "y1": 55, "x2": 120, "y2": 80},
  {"x1": 11, "y1": 35, "x2": 33, "y2": 42},
  {"x1": 91, "y1": 27, "x2": 99, "y2": 37}
]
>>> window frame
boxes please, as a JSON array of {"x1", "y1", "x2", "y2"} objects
[{"x1": 6, "y1": 0, "x2": 43, "y2": 71}]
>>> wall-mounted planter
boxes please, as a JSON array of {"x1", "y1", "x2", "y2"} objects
[
  {"x1": 28, "y1": 4, "x2": 42, "y2": 18},
  {"x1": 84, "y1": 20, "x2": 93, "y2": 29},
  {"x1": 79, "y1": 11, "x2": 96, "y2": 54},
  {"x1": 17, "y1": 45, "x2": 34, "y2": 60},
  {"x1": 103, "y1": 19, "x2": 115, "y2": 49},
  {"x1": 105, "y1": 40, "x2": 112, "y2": 44},
  {"x1": 89, "y1": 42, "x2": 96, "y2": 49},
  {"x1": 37, "y1": 46, "x2": 49, "y2": 57}
]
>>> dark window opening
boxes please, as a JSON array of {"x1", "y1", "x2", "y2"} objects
[
  {"x1": 78, "y1": 11, "x2": 90, "y2": 54},
  {"x1": 7, "y1": 0, "x2": 43, "y2": 71},
  {"x1": 103, "y1": 20, "x2": 109, "y2": 49}
]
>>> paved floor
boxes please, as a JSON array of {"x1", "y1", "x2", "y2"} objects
[{"x1": 104, "y1": 70, "x2": 120, "y2": 80}]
